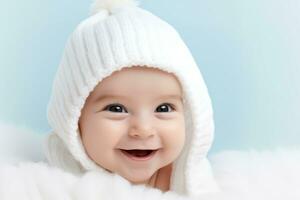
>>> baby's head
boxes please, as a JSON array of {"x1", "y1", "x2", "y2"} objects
[
  {"x1": 45, "y1": 0, "x2": 218, "y2": 196},
  {"x1": 78, "y1": 66, "x2": 185, "y2": 186}
]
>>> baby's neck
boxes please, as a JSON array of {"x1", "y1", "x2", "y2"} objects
[{"x1": 147, "y1": 163, "x2": 172, "y2": 192}]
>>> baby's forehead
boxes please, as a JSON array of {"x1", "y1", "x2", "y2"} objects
[{"x1": 90, "y1": 67, "x2": 183, "y2": 98}]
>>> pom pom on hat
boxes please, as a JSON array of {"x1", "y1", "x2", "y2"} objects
[{"x1": 90, "y1": 0, "x2": 139, "y2": 15}]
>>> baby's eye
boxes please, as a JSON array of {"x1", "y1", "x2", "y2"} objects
[
  {"x1": 104, "y1": 104, "x2": 127, "y2": 113},
  {"x1": 156, "y1": 103, "x2": 175, "y2": 113}
]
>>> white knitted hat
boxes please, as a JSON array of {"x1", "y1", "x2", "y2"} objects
[{"x1": 44, "y1": 0, "x2": 218, "y2": 197}]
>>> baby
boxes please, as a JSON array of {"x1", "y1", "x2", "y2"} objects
[{"x1": 45, "y1": 0, "x2": 218, "y2": 197}]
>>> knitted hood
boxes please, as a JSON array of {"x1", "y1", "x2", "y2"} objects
[{"x1": 44, "y1": 0, "x2": 219, "y2": 197}]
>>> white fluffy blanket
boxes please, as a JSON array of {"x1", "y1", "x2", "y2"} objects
[{"x1": 1, "y1": 122, "x2": 300, "y2": 200}]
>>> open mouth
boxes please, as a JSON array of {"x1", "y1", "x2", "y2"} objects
[{"x1": 119, "y1": 149, "x2": 158, "y2": 161}]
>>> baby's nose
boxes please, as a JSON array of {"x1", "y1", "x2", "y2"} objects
[
  {"x1": 128, "y1": 128, "x2": 155, "y2": 139},
  {"x1": 128, "y1": 114, "x2": 156, "y2": 139}
]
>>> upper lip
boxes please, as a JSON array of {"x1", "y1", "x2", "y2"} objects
[{"x1": 118, "y1": 148, "x2": 160, "y2": 150}]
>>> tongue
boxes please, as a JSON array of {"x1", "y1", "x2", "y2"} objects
[{"x1": 126, "y1": 150, "x2": 152, "y2": 157}]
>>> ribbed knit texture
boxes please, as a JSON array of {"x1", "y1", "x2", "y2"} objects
[{"x1": 45, "y1": 4, "x2": 219, "y2": 197}]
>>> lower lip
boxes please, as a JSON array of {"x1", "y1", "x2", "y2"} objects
[{"x1": 119, "y1": 149, "x2": 158, "y2": 161}]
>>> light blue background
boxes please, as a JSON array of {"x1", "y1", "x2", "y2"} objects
[{"x1": 1, "y1": 0, "x2": 299, "y2": 153}]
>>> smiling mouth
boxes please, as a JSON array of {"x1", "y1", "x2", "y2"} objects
[
  {"x1": 121, "y1": 149, "x2": 155, "y2": 157},
  {"x1": 119, "y1": 149, "x2": 159, "y2": 161}
]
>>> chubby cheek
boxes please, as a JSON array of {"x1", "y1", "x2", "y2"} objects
[
  {"x1": 159, "y1": 117, "x2": 185, "y2": 162},
  {"x1": 80, "y1": 116, "x2": 126, "y2": 168}
]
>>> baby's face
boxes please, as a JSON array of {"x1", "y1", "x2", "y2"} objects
[{"x1": 78, "y1": 66, "x2": 185, "y2": 185}]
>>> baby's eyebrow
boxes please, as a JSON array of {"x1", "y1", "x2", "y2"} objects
[
  {"x1": 93, "y1": 95, "x2": 127, "y2": 103},
  {"x1": 93, "y1": 94, "x2": 183, "y2": 103},
  {"x1": 159, "y1": 95, "x2": 183, "y2": 102}
]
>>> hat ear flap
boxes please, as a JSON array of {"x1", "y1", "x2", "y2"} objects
[{"x1": 44, "y1": 132, "x2": 84, "y2": 175}]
